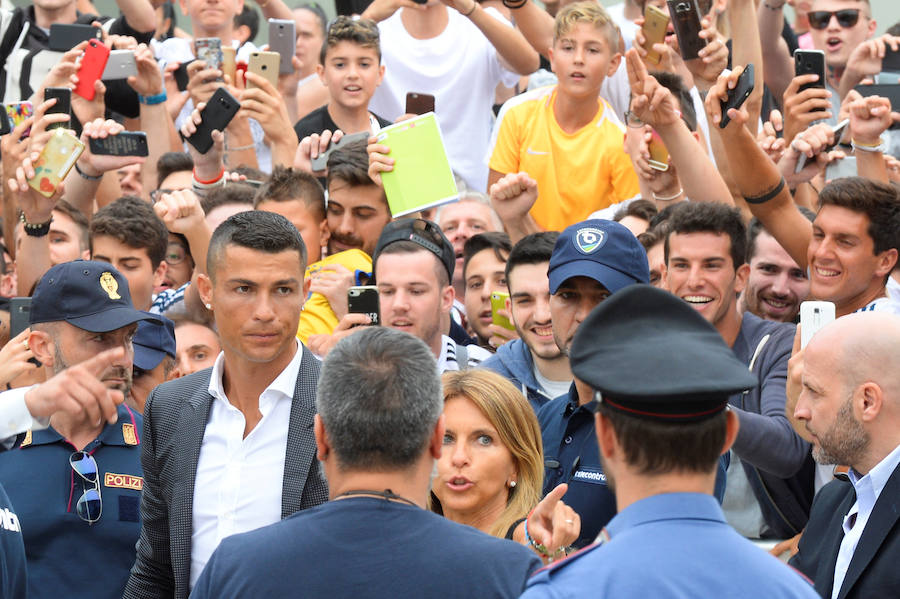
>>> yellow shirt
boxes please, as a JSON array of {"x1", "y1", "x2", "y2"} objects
[
  {"x1": 297, "y1": 249, "x2": 372, "y2": 343},
  {"x1": 488, "y1": 86, "x2": 639, "y2": 232}
]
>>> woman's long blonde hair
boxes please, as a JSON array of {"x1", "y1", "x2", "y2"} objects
[{"x1": 434, "y1": 370, "x2": 544, "y2": 539}]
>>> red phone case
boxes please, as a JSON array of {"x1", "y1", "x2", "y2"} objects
[{"x1": 74, "y1": 39, "x2": 110, "y2": 100}]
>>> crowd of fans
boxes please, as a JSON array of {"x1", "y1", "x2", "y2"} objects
[{"x1": 0, "y1": 0, "x2": 898, "y2": 596}]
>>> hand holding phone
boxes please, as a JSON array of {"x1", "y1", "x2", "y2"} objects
[
  {"x1": 89, "y1": 131, "x2": 149, "y2": 157},
  {"x1": 74, "y1": 39, "x2": 111, "y2": 100},
  {"x1": 719, "y1": 64, "x2": 755, "y2": 128},
  {"x1": 667, "y1": 0, "x2": 707, "y2": 60},
  {"x1": 348, "y1": 286, "x2": 380, "y2": 325},
  {"x1": 268, "y1": 19, "x2": 296, "y2": 75},
  {"x1": 642, "y1": 5, "x2": 669, "y2": 65},
  {"x1": 310, "y1": 131, "x2": 370, "y2": 171},
  {"x1": 27, "y1": 129, "x2": 85, "y2": 198},
  {"x1": 183, "y1": 87, "x2": 240, "y2": 154},
  {"x1": 490, "y1": 292, "x2": 515, "y2": 331},
  {"x1": 794, "y1": 49, "x2": 826, "y2": 112},
  {"x1": 800, "y1": 301, "x2": 835, "y2": 349},
  {"x1": 44, "y1": 88, "x2": 71, "y2": 130}
]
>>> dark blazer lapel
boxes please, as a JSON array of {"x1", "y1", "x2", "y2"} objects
[
  {"x1": 171, "y1": 385, "x2": 214, "y2": 587},
  {"x1": 816, "y1": 487, "x2": 856, "y2": 599},
  {"x1": 837, "y1": 463, "x2": 900, "y2": 599},
  {"x1": 282, "y1": 345, "x2": 321, "y2": 518}
]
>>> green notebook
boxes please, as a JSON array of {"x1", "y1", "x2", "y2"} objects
[{"x1": 377, "y1": 112, "x2": 459, "y2": 217}]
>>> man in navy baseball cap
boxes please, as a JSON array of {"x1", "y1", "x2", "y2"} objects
[
  {"x1": 537, "y1": 219, "x2": 651, "y2": 549},
  {"x1": 0, "y1": 260, "x2": 159, "y2": 598},
  {"x1": 129, "y1": 316, "x2": 176, "y2": 413}
]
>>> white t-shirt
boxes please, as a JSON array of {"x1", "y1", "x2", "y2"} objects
[
  {"x1": 369, "y1": 7, "x2": 520, "y2": 192},
  {"x1": 532, "y1": 363, "x2": 572, "y2": 400},
  {"x1": 605, "y1": 2, "x2": 638, "y2": 51}
]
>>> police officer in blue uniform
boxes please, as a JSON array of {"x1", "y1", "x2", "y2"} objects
[
  {"x1": 522, "y1": 285, "x2": 819, "y2": 598},
  {"x1": 0, "y1": 260, "x2": 160, "y2": 599}
]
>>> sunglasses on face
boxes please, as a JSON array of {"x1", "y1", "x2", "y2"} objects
[{"x1": 808, "y1": 9, "x2": 861, "y2": 30}]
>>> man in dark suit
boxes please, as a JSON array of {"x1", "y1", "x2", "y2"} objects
[
  {"x1": 124, "y1": 211, "x2": 328, "y2": 599},
  {"x1": 790, "y1": 312, "x2": 900, "y2": 599}
]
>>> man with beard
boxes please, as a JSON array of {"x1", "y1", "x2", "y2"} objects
[
  {"x1": 790, "y1": 312, "x2": 900, "y2": 599},
  {"x1": 0, "y1": 261, "x2": 161, "y2": 599},
  {"x1": 740, "y1": 218, "x2": 811, "y2": 324}
]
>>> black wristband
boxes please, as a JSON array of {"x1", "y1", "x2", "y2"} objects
[
  {"x1": 75, "y1": 162, "x2": 103, "y2": 181},
  {"x1": 502, "y1": 0, "x2": 528, "y2": 9},
  {"x1": 20, "y1": 212, "x2": 52, "y2": 237},
  {"x1": 744, "y1": 177, "x2": 785, "y2": 205}
]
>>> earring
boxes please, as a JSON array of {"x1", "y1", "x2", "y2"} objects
[
  {"x1": 508, "y1": 480, "x2": 517, "y2": 488},
  {"x1": 205, "y1": 303, "x2": 212, "y2": 310}
]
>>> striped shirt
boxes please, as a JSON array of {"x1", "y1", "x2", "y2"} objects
[{"x1": 437, "y1": 335, "x2": 491, "y2": 373}]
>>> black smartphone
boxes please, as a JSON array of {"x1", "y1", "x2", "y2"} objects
[
  {"x1": 405, "y1": 92, "x2": 435, "y2": 115},
  {"x1": 795, "y1": 49, "x2": 826, "y2": 112},
  {"x1": 348, "y1": 286, "x2": 380, "y2": 326},
  {"x1": 0, "y1": 109, "x2": 10, "y2": 136},
  {"x1": 48, "y1": 23, "x2": 102, "y2": 52},
  {"x1": 719, "y1": 63, "x2": 755, "y2": 128},
  {"x1": 89, "y1": 131, "x2": 149, "y2": 157},
  {"x1": 854, "y1": 83, "x2": 900, "y2": 112},
  {"x1": 882, "y1": 46, "x2": 900, "y2": 73},
  {"x1": 173, "y1": 60, "x2": 194, "y2": 92},
  {"x1": 44, "y1": 87, "x2": 71, "y2": 130},
  {"x1": 310, "y1": 131, "x2": 370, "y2": 171},
  {"x1": 9, "y1": 297, "x2": 31, "y2": 338},
  {"x1": 184, "y1": 87, "x2": 240, "y2": 154},
  {"x1": 667, "y1": 0, "x2": 707, "y2": 60}
]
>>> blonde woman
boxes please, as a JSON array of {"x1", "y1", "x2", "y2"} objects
[{"x1": 433, "y1": 370, "x2": 579, "y2": 561}]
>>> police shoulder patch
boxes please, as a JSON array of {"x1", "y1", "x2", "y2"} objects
[
  {"x1": 122, "y1": 423, "x2": 137, "y2": 445},
  {"x1": 574, "y1": 227, "x2": 607, "y2": 255}
]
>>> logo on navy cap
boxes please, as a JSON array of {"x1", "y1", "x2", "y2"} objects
[{"x1": 574, "y1": 227, "x2": 607, "y2": 254}]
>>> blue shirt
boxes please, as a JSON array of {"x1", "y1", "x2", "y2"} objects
[
  {"x1": 0, "y1": 481, "x2": 26, "y2": 599},
  {"x1": 190, "y1": 496, "x2": 541, "y2": 598},
  {"x1": 0, "y1": 404, "x2": 144, "y2": 599},
  {"x1": 538, "y1": 385, "x2": 729, "y2": 547},
  {"x1": 522, "y1": 493, "x2": 820, "y2": 598}
]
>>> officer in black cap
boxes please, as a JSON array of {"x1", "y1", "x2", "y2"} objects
[
  {"x1": 0, "y1": 260, "x2": 160, "y2": 599},
  {"x1": 129, "y1": 316, "x2": 177, "y2": 413},
  {"x1": 521, "y1": 285, "x2": 819, "y2": 599}
]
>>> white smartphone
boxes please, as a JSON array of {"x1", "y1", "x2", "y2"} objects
[
  {"x1": 800, "y1": 301, "x2": 835, "y2": 349},
  {"x1": 102, "y1": 49, "x2": 137, "y2": 80},
  {"x1": 795, "y1": 118, "x2": 848, "y2": 174}
]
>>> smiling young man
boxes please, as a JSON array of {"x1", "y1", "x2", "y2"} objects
[
  {"x1": 740, "y1": 219, "x2": 811, "y2": 324},
  {"x1": 665, "y1": 202, "x2": 814, "y2": 541},
  {"x1": 488, "y1": 2, "x2": 639, "y2": 233},
  {"x1": 124, "y1": 211, "x2": 327, "y2": 599},
  {"x1": 481, "y1": 232, "x2": 571, "y2": 412}
]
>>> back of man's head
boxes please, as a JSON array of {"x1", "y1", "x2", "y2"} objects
[
  {"x1": 90, "y1": 196, "x2": 168, "y2": 268},
  {"x1": 664, "y1": 203, "x2": 747, "y2": 269},
  {"x1": 206, "y1": 210, "x2": 308, "y2": 281},
  {"x1": 317, "y1": 327, "x2": 442, "y2": 471}
]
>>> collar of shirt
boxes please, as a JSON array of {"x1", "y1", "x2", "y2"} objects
[
  {"x1": 846, "y1": 441, "x2": 900, "y2": 531},
  {"x1": 606, "y1": 492, "x2": 725, "y2": 541},
  {"x1": 23, "y1": 403, "x2": 140, "y2": 449},
  {"x1": 206, "y1": 341, "x2": 303, "y2": 412}
]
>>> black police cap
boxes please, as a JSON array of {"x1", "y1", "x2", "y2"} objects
[{"x1": 570, "y1": 285, "x2": 757, "y2": 422}]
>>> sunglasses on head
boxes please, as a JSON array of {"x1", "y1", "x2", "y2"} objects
[{"x1": 808, "y1": 9, "x2": 861, "y2": 30}]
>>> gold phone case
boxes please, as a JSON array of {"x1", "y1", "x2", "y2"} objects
[
  {"x1": 28, "y1": 129, "x2": 85, "y2": 198},
  {"x1": 247, "y1": 51, "x2": 280, "y2": 89},
  {"x1": 222, "y1": 46, "x2": 236, "y2": 84},
  {"x1": 491, "y1": 292, "x2": 515, "y2": 331},
  {"x1": 648, "y1": 128, "x2": 670, "y2": 171},
  {"x1": 643, "y1": 5, "x2": 669, "y2": 65}
]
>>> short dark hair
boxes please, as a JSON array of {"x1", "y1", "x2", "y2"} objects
[
  {"x1": 53, "y1": 199, "x2": 89, "y2": 251},
  {"x1": 504, "y1": 231, "x2": 559, "y2": 283},
  {"x1": 326, "y1": 140, "x2": 381, "y2": 192},
  {"x1": 651, "y1": 71, "x2": 697, "y2": 131},
  {"x1": 297, "y1": 3, "x2": 327, "y2": 36},
  {"x1": 206, "y1": 211, "x2": 307, "y2": 281},
  {"x1": 253, "y1": 166, "x2": 325, "y2": 221},
  {"x1": 613, "y1": 198, "x2": 659, "y2": 225},
  {"x1": 320, "y1": 15, "x2": 381, "y2": 64},
  {"x1": 156, "y1": 152, "x2": 193, "y2": 189},
  {"x1": 199, "y1": 184, "x2": 256, "y2": 215},
  {"x1": 317, "y1": 327, "x2": 442, "y2": 471},
  {"x1": 598, "y1": 401, "x2": 727, "y2": 475},
  {"x1": 664, "y1": 203, "x2": 747, "y2": 268},
  {"x1": 376, "y1": 240, "x2": 449, "y2": 288},
  {"x1": 817, "y1": 177, "x2": 900, "y2": 256},
  {"x1": 90, "y1": 196, "x2": 168, "y2": 268},
  {"x1": 637, "y1": 222, "x2": 669, "y2": 252},
  {"x1": 462, "y1": 232, "x2": 511, "y2": 281},
  {"x1": 746, "y1": 208, "x2": 814, "y2": 261},
  {"x1": 234, "y1": 4, "x2": 260, "y2": 42}
]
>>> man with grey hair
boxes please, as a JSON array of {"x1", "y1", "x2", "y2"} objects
[
  {"x1": 789, "y1": 312, "x2": 900, "y2": 598},
  {"x1": 190, "y1": 327, "x2": 540, "y2": 598}
]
